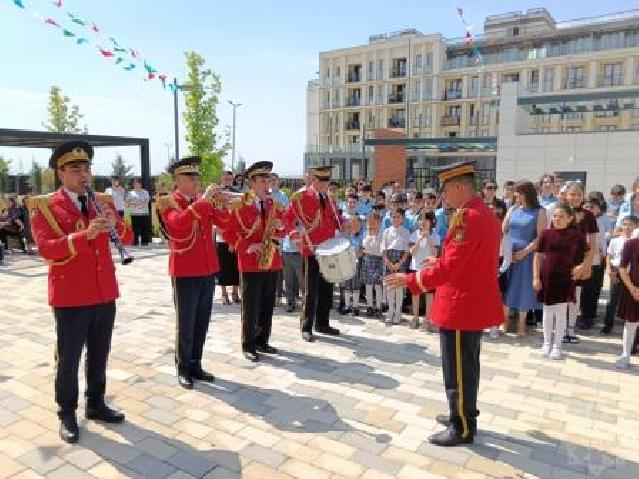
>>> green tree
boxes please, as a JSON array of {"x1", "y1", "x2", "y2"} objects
[
  {"x1": 42, "y1": 85, "x2": 86, "y2": 133},
  {"x1": 111, "y1": 153, "x2": 133, "y2": 183},
  {"x1": 234, "y1": 155, "x2": 246, "y2": 175},
  {"x1": 41, "y1": 168, "x2": 56, "y2": 193},
  {"x1": 0, "y1": 156, "x2": 11, "y2": 194},
  {"x1": 28, "y1": 161, "x2": 42, "y2": 194},
  {"x1": 182, "y1": 51, "x2": 229, "y2": 184}
]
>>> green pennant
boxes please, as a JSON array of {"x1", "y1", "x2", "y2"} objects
[{"x1": 62, "y1": 29, "x2": 76, "y2": 38}]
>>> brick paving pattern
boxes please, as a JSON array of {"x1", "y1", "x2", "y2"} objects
[{"x1": 0, "y1": 248, "x2": 638, "y2": 478}]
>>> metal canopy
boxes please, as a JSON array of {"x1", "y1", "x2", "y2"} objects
[
  {"x1": 517, "y1": 89, "x2": 639, "y2": 106},
  {"x1": 0, "y1": 128, "x2": 151, "y2": 190},
  {"x1": 364, "y1": 136, "x2": 498, "y2": 151}
]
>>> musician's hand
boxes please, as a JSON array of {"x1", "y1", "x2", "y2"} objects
[
  {"x1": 204, "y1": 184, "x2": 221, "y2": 203},
  {"x1": 420, "y1": 256, "x2": 437, "y2": 269},
  {"x1": 86, "y1": 218, "x2": 110, "y2": 240},
  {"x1": 272, "y1": 219, "x2": 284, "y2": 230},
  {"x1": 292, "y1": 238, "x2": 303, "y2": 249},
  {"x1": 102, "y1": 208, "x2": 117, "y2": 230},
  {"x1": 384, "y1": 273, "x2": 408, "y2": 289},
  {"x1": 247, "y1": 243, "x2": 264, "y2": 255}
]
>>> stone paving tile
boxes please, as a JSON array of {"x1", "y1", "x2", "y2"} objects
[{"x1": 2, "y1": 250, "x2": 639, "y2": 478}]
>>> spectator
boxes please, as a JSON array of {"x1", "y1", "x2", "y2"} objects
[
  {"x1": 602, "y1": 215, "x2": 638, "y2": 335},
  {"x1": 282, "y1": 225, "x2": 303, "y2": 313},
  {"x1": 538, "y1": 174, "x2": 556, "y2": 207},
  {"x1": 608, "y1": 184, "x2": 626, "y2": 223},
  {"x1": 357, "y1": 184, "x2": 373, "y2": 217},
  {"x1": 616, "y1": 192, "x2": 639, "y2": 229},
  {"x1": 361, "y1": 212, "x2": 384, "y2": 319},
  {"x1": 126, "y1": 178, "x2": 151, "y2": 247},
  {"x1": 340, "y1": 215, "x2": 363, "y2": 316},
  {"x1": 617, "y1": 177, "x2": 639, "y2": 221},
  {"x1": 408, "y1": 211, "x2": 439, "y2": 330},
  {"x1": 482, "y1": 179, "x2": 506, "y2": 211},
  {"x1": 503, "y1": 181, "x2": 546, "y2": 336},
  {"x1": 381, "y1": 208, "x2": 410, "y2": 324},
  {"x1": 269, "y1": 173, "x2": 289, "y2": 306},
  {"x1": 18, "y1": 195, "x2": 34, "y2": 254},
  {"x1": 423, "y1": 192, "x2": 438, "y2": 214},
  {"x1": 0, "y1": 196, "x2": 26, "y2": 253},
  {"x1": 488, "y1": 199, "x2": 512, "y2": 339},
  {"x1": 105, "y1": 176, "x2": 126, "y2": 218},
  {"x1": 217, "y1": 171, "x2": 240, "y2": 305},
  {"x1": 406, "y1": 191, "x2": 424, "y2": 232},
  {"x1": 502, "y1": 180, "x2": 516, "y2": 208},
  {"x1": 615, "y1": 233, "x2": 639, "y2": 369}
]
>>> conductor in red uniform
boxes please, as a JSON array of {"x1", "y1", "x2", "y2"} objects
[
  {"x1": 385, "y1": 161, "x2": 503, "y2": 446},
  {"x1": 30, "y1": 141, "x2": 132, "y2": 444},
  {"x1": 157, "y1": 157, "x2": 230, "y2": 389},
  {"x1": 223, "y1": 161, "x2": 286, "y2": 362},
  {"x1": 285, "y1": 166, "x2": 341, "y2": 342}
]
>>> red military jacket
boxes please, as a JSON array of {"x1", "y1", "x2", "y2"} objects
[
  {"x1": 222, "y1": 192, "x2": 286, "y2": 272},
  {"x1": 29, "y1": 188, "x2": 132, "y2": 308},
  {"x1": 406, "y1": 196, "x2": 503, "y2": 330},
  {"x1": 157, "y1": 190, "x2": 230, "y2": 278},
  {"x1": 285, "y1": 186, "x2": 339, "y2": 257}
]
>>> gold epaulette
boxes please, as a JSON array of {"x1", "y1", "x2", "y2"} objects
[
  {"x1": 95, "y1": 192, "x2": 114, "y2": 204},
  {"x1": 28, "y1": 194, "x2": 65, "y2": 237},
  {"x1": 156, "y1": 194, "x2": 179, "y2": 213}
]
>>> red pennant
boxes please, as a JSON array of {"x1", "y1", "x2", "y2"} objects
[
  {"x1": 53, "y1": 0, "x2": 63, "y2": 7},
  {"x1": 44, "y1": 18, "x2": 60, "y2": 27},
  {"x1": 91, "y1": 23, "x2": 100, "y2": 33},
  {"x1": 98, "y1": 47, "x2": 114, "y2": 57},
  {"x1": 147, "y1": 72, "x2": 155, "y2": 80},
  {"x1": 456, "y1": 6, "x2": 463, "y2": 16},
  {"x1": 130, "y1": 49, "x2": 138, "y2": 59}
]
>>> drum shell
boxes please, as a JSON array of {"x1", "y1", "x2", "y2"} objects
[{"x1": 315, "y1": 238, "x2": 357, "y2": 283}]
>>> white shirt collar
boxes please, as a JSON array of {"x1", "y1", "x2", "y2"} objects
[{"x1": 63, "y1": 188, "x2": 83, "y2": 212}]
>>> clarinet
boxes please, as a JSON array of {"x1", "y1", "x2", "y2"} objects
[{"x1": 84, "y1": 184, "x2": 134, "y2": 265}]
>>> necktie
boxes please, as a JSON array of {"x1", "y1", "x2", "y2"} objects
[
  {"x1": 78, "y1": 195, "x2": 89, "y2": 219},
  {"x1": 319, "y1": 193, "x2": 326, "y2": 210},
  {"x1": 259, "y1": 200, "x2": 266, "y2": 220}
]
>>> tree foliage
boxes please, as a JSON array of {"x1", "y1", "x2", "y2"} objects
[
  {"x1": 42, "y1": 168, "x2": 56, "y2": 193},
  {"x1": 28, "y1": 161, "x2": 42, "y2": 194},
  {"x1": 111, "y1": 153, "x2": 133, "y2": 183},
  {"x1": 42, "y1": 86, "x2": 86, "y2": 134},
  {"x1": 182, "y1": 51, "x2": 229, "y2": 184},
  {"x1": 0, "y1": 156, "x2": 10, "y2": 194}
]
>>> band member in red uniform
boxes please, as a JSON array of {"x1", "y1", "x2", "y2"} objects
[
  {"x1": 223, "y1": 161, "x2": 286, "y2": 362},
  {"x1": 156, "y1": 157, "x2": 230, "y2": 389},
  {"x1": 29, "y1": 141, "x2": 132, "y2": 444},
  {"x1": 285, "y1": 166, "x2": 341, "y2": 342},
  {"x1": 385, "y1": 161, "x2": 503, "y2": 446}
]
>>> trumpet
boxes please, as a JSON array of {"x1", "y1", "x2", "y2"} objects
[{"x1": 84, "y1": 184, "x2": 134, "y2": 265}]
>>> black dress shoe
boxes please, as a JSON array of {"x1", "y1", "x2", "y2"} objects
[
  {"x1": 178, "y1": 374, "x2": 194, "y2": 389},
  {"x1": 192, "y1": 367, "x2": 215, "y2": 382},
  {"x1": 435, "y1": 414, "x2": 451, "y2": 427},
  {"x1": 302, "y1": 332, "x2": 315, "y2": 342},
  {"x1": 59, "y1": 413, "x2": 79, "y2": 444},
  {"x1": 428, "y1": 427, "x2": 474, "y2": 447},
  {"x1": 316, "y1": 326, "x2": 340, "y2": 336},
  {"x1": 599, "y1": 327, "x2": 612, "y2": 335},
  {"x1": 85, "y1": 404, "x2": 125, "y2": 424},
  {"x1": 285, "y1": 305, "x2": 295, "y2": 313},
  {"x1": 256, "y1": 344, "x2": 278, "y2": 354},
  {"x1": 243, "y1": 350, "x2": 259, "y2": 362}
]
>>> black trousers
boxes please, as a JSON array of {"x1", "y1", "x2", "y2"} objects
[
  {"x1": 54, "y1": 301, "x2": 116, "y2": 417},
  {"x1": 580, "y1": 264, "x2": 605, "y2": 324},
  {"x1": 240, "y1": 271, "x2": 276, "y2": 352},
  {"x1": 301, "y1": 255, "x2": 333, "y2": 333},
  {"x1": 131, "y1": 214, "x2": 151, "y2": 246},
  {"x1": 604, "y1": 279, "x2": 622, "y2": 330},
  {"x1": 440, "y1": 328, "x2": 482, "y2": 437},
  {"x1": 172, "y1": 275, "x2": 215, "y2": 375}
]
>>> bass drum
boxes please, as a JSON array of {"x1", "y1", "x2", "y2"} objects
[{"x1": 315, "y1": 237, "x2": 357, "y2": 283}]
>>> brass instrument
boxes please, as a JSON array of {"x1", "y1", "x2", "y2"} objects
[
  {"x1": 257, "y1": 198, "x2": 278, "y2": 270},
  {"x1": 84, "y1": 184, "x2": 134, "y2": 265}
]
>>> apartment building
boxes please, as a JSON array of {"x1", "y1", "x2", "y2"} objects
[{"x1": 305, "y1": 7, "x2": 639, "y2": 189}]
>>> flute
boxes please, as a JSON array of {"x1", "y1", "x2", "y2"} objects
[{"x1": 84, "y1": 184, "x2": 134, "y2": 265}]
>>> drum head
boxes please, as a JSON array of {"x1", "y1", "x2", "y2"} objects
[{"x1": 315, "y1": 237, "x2": 350, "y2": 256}]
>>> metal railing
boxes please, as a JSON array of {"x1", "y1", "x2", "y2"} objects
[
  {"x1": 346, "y1": 96, "x2": 361, "y2": 107},
  {"x1": 597, "y1": 73, "x2": 624, "y2": 87},
  {"x1": 347, "y1": 73, "x2": 362, "y2": 83},
  {"x1": 562, "y1": 78, "x2": 586, "y2": 89},
  {"x1": 390, "y1": 67, "x2": 407, "y2": 78},
  {"x1": 443, "y1": 89, "x2": 463, "y2": 100},
  {"x1": 388, "y1": 118, "x2": 406, "y2": 128},
  {"x1": 388, "y1": 93, "x2": 405, "y2": 103},
  {"x1": 345, "y1": 121, "x2": 360, "y2": 131},
  {"x1": 441, "y1": 115, "x2": 461, "y2": 126}
]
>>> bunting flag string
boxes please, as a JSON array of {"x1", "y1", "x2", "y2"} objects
[
  {"x1": 10, "y1": 0, "x2": 174, "y2": 90},
  {"x1": 455, "y1": 4, "x2": 482, "y2": 67}
]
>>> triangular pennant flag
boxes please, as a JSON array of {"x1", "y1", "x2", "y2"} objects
[
  {"x1": 68, "y1": 12, "x2": 86, "y2": 26},
  {"x1": 76, "y1": 38, "x2": 88, "y2": 45},
  {"x1": 124, "y1": 63, "x2": 136, "y2": 71},
  {"x1": 13, "y1": 0, "x2": 25, "y2": 9},
  {"x1": 114, "y1": 47, "x2": 127, "y2": 53},
  {"x1": 159, "y1": 75, "x2": 167, "y2": 89},
  {"x1": 143, "y1": 61, "x2": 157, "y2": 73},
  {"x1": 115, "y1": 57, "x2": 125, "y2": 65},
  {"x1": 44, "y1": 18, "x2": 60, "y2": 27},
  {"x1": 130, "y1": 49, "x2": 138, "y2": 59},
  {"x1": 53, "y1": 0, "x2": 63, "y2": 7},
  {"x1": 62, "y1": 29, "x2": 76, "y2": 38},
  {"x1": 456, "y1": 6, "x2": 463, "y2": 17},
  {"x1": 98, "y1": 47, "x2": 114, "y2": 57},
  {"x1": 147, "y1": 72, "x2": 155, "y2": 80},
  {"x1": 91, "y1": 23, "x2": 100, "y2": 33}
]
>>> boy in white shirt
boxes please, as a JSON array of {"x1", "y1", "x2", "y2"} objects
[{"x1": 381, "y1": 209, "x2": 410, "y2": 324}]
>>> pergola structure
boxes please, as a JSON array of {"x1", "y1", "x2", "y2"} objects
[{"x1": 0, "y1": 128, "x2": 151, "y2": 190}]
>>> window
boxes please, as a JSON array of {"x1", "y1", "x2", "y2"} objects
[
  {"x1": 368, "y1": 86, "x2": 374, "y2": 104},
  {"x1": 502, "y1": 72, "x2": 519, "y2": 83},
  {"x1": 481, "y1": 106, "x2": 490, "y2": 125},
  {"x1": 335, "y1": 66, "x2": 341, "y2": 79},
  {"x1": 368, "y1": 61, "x2": 374, "y2": 81},
  {"x1": 480, "y1": 128, "x2": 490, "y2": 136},
  {"x1": 414, "y1": 54, "x2": 423, "y2": 76},
  {"x1": 601, "y1": 63, "x2": 623, "y2": 87},
  {"x1": 469, "y1": 76, "x2": 480, "y2": 97},
  {"x1": 412, "y1": 80, "x2": 421, "y2": 102},
  {"x1": 528, "y1": 69, "x2": 539, "y2": 92},
  {"x1": 566, "y1": 66, "x2": 585, "y2": 89},
  {"x1": 596, "y1": 32, "x2": 625, "y2": 51},
  {"x1": 424, "y1": 78, "x2": 433, "y2": 99},
  {"x1": 377, "y1": 59, "x2": 384, "y2": 81},
  {"x1": 424, "y1": 108, "x2": 432, "y2": 127},
  {"x1": 543, "y1": 67, "x2": 554, "y2": 92},
  {"x1": 424, "y1": 52, "x2": 433, "y2": 74}
]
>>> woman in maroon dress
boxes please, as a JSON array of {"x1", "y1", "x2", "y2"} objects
[
  {"x1": 616, "y1": 237, "x2": 639, "y2": 368},
  {"x1": 533, "y1": 203, "x2": 587, "y2": 359},
  {"x1": 564, "y1": 182, "x2": 598, "y2": 344}
]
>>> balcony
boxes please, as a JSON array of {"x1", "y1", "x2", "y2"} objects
[
  {"x1": 563, "y1": 78, "x2": 586, "y2": 89},
  {"x1": 527, "y1": 80, "x2": 539, "y2": 93},
  {"x1": 388, "y1": 117, "x2": 406, "y2": 128},
  {"x1": 347, "y1": 73, "x2": 361, "y2": 83},
  {"x1": 597, "y1": 73, "x2": 624, "y2": 87},
  {"x1": 441, "y1": 115, "x2": 461, "y2": 127},
  {"x1": 469, "y1": 114, "x2": 479, "y2": 126},
  {"x1": 390, "y1": 67, "x2": 407, "y2": 78},
  {"x1": 388, "y1": 93, "x2": 405, "y2": 103},
  {"x1": 443, "y1": 89, "x2": 463, "y2": 101},
  {"x1": 345, "y1": 121, "x2": 360, "y2": 131},
  {"x1": 347, "y1": 96, "x2": 361, "y2": 107}
]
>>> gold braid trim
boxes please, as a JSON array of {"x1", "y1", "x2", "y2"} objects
[
  {"x1": 292, "y1": 195, "x2": 321, "y2": 233},
  {"x1": 30, "y1": 195, "x2": 65, "y2": 238},
  {"x1": 46, "y1": 235, "x2": 79, "y2": 267},
  {"x1": 170, "y1": 222, "x2": 200, "y2": 255},
  {"x1": 235, "y1": 206, "x2": 262, "y2": 239}
]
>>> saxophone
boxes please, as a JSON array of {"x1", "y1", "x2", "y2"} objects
[{"x1": 257, "y1": 198, "x2": 277, "y2": 270}]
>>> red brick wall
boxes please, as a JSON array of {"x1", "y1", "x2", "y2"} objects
[{"x1": 372, "y1": 129, "x2": 407, "y2": 191}]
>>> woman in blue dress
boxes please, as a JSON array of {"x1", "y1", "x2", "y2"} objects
[{"x1": 504, "y1": 181, "x2": 547, "y2": 336}]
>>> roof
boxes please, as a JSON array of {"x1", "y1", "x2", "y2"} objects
[{"x1": 0, "y1": 128, "x2": 149, "y2": 149}]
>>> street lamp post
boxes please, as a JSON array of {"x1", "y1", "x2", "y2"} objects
[
  {"x1": 228, "y1": 101, "x2": 242, "y2": 172},
  {"x1": 172, "y1": 78, "x2": 195, "y2": 161}
]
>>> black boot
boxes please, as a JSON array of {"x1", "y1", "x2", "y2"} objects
[
  {"x1": 191, "y1": 362, "x2": 215, "y2": 382},
  {"x1": 428, "y1": 427, "x2": 474, "y2": 447},
  {"x1": 59, "y1": 412, "x2": 79, "y2": 444},
  {"x1": 435, "y1": 414, "x2": 451, "y2": 427},
  {"x1": 85, "y1": 402, "x2": 125, "y2": 423}
]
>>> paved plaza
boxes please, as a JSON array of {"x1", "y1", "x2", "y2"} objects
[{"x1": 0, "y1": 247, "x2": 638, "y2": 478}]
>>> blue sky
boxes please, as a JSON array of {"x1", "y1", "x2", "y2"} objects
[{"x1": 1, "y1": 0, "x2": 637, "y2": 177}]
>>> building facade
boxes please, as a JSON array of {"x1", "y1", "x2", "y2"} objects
[{"x1": 305, "y1": 8, "x2": 639, "y2": 190}]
